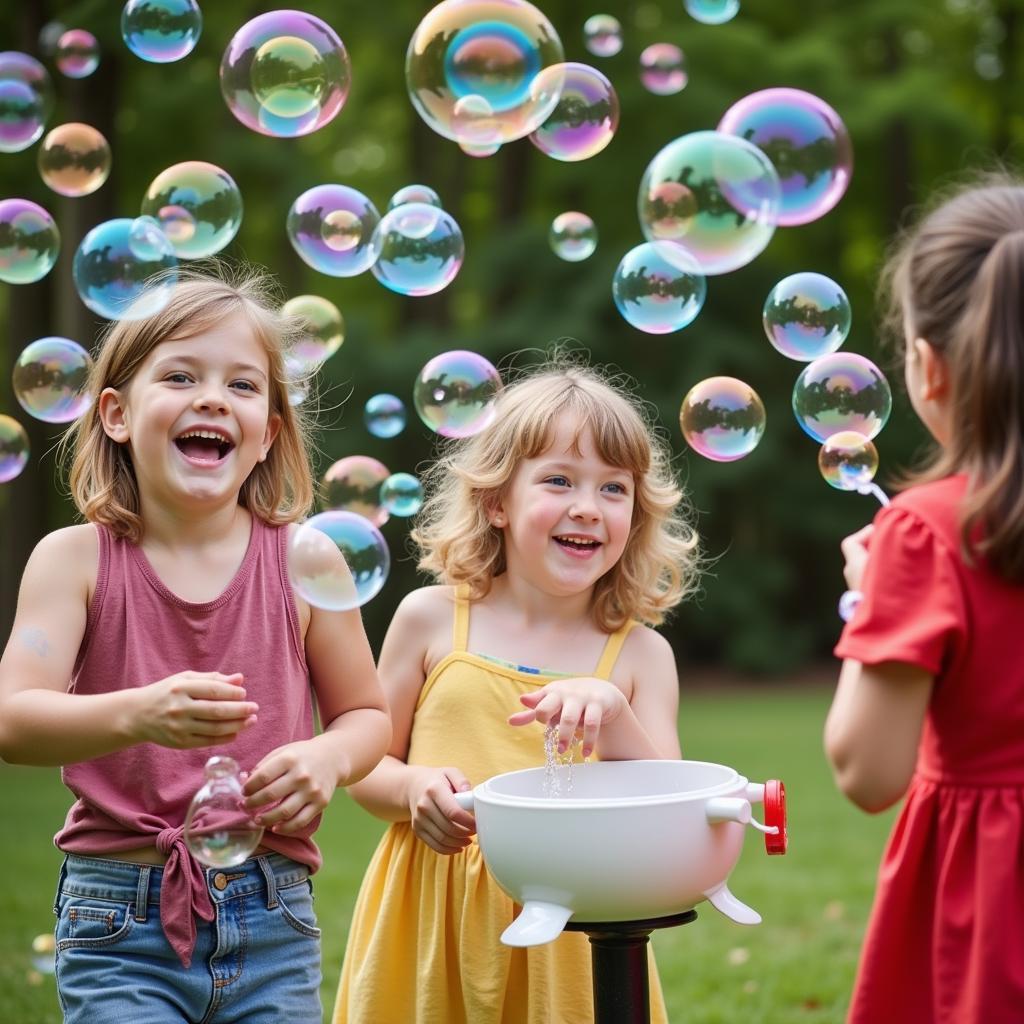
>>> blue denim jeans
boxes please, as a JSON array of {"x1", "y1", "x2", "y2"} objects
[{"x1": 53, "y1": 852, "x2": 322, "y2": 1023}]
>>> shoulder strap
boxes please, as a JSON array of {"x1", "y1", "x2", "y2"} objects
[
  {"x1": 452, "y1": 583, "x2": 471, "y2": 652},
  {"x1": 593, "y1": 620, "x2": 638, "y2": 679}
]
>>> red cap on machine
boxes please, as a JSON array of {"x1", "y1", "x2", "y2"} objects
[{"x1": 763, "y1": 779, "x2": 787, "y2": 855}]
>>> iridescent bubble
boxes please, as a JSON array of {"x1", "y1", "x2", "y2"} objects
[
  {"x1": 583, "y1": 14, "x2": 622, "y2": 57},
  {"x1": 221, "y1": 10, "x2": 349, "y2": 138},
  {"x1": 388, "y1": 184, "x2": 442, "y2": 210},
  {"x1": 287, "y1": 185, "x2": 380, "y2": 277},
  {"x1": 550, "y1": 211, "x2": 597, "y2": 262},
  {"x1": 685, "y1": 0, "x2": 740, "y2": 25},
  {"x1": 718, "y1": 87, "x2": 853, "y2": 226},
  {"x1": 680, "y1": 376, "x2": 765, "y2": 462},
  {"x1": 459, "y1": 137, "x2": 501, "y2": 158},
  {"x1": 0, "y1": 52, "x2": 54, "y2": 154},
  {"x1": 282, "y1": 294, "x2": 344, "y2": 368},
  {"x1": 763, "y1": 272, "x2": 851, "y2": 361},
  {"x1": 528, "y1": 62, "x2": 619, "y2": 162},
  {"x1": 452, "y1": 93, "x2": 502, "y2": 146},
  {"x1": 640, "y1": 43, "x2": 686, "y2": 95},
  {"x1": 287, "y1": 510, "x2": 390, "y2": 610},
  {"x1": 612, "y1": 241, "x2": 706, "y2": 334},
  {"x1": 0, "y1": 199, "x2": 60, "y2": 284},
  {"x1": 406, "y1": 0, "x2": 565, "y2": 144},
  {"x1": 324, "y1": 455, "x2": 391, "y2": 526},
  {"x1": 638, "y1": 130, "x2": 781, "y2": 275},
  {"x1": 121, "y1": 0, "x2": 202, "y2": 63},
  {"x1": 13, "y1": 337, "x2": 93, "y2": 424},
  {"x1": 818, "y1": 430, "x2": 879, "y2": 491},
  {"x1": 141, "y1": 161, "x2": 243, "y2": 259},
  {"x1": 372, "y1": 204, "x2": 464, "y2": 297},
  {"x1": 73, "y1": 217, "x2": 177, "y2": 321},
  {"x1": 792, "y1": 352, "x2": 892, "y2": 443},
  {"x1": 364, "y1": 393, "x2": 407, "y2": 438},
  {"x1": 414, "y1": 350, "x2": 502, "y2": 438},
  {"x1": 55, "y1": 29, "x2": 100, "y2": 79},
  {"x1": 0, "y1": 415, "x2": 30, "y2": 484},
  {"x1": 380, "y1": 472, "x2": 424, "y2": 517},
  {"x1": 37, "y1": 123, "x2": 111, "y2": 198},
  {"x1": 183, "y1": 755, "x2": 264, "y2": 868}
]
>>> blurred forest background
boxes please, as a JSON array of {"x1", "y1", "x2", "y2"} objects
[{"x1": 1, "y1": 0, "x2": 1020, "y2": 675}]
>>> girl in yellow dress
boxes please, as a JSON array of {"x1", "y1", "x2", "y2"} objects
[{"x1": 333, "y1": 361, "x2": 701, "y2": 1024}]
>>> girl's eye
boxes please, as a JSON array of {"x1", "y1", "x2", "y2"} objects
[
  {"x1": 604, "y1": 482, "x2": 628, "y2": 495},
  {"x1": 166, "y1": 372, "x2": 191, "y2": 384},
  {"x1": 545, "y1": 475, "x2": 570, "y2": 487},
  {"x1": 231, "y1": 380, "x2": 257, "y2": 392}
]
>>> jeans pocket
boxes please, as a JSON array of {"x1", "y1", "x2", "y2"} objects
[
  {"x1": 56, "y1": 895, "x2": 134, "y2": 949},
  {"x1": 276, "y1": 879, "x2": 321, "y2": 938}
]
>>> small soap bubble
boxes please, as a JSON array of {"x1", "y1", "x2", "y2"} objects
[
  {"x1": 121, "y1": 0, "x2": 202, "y2": 63},
  {"x1": 371, "y1": 204, "x2": 464, "y2": 297},
  {"x1": 612, "y1": 240, "x2": 706, "y2": 334},
  {"x1": 37, "y1": 123, "x2": 111, "y2": 197},
  {"x1": 184, "y1": 756, "x2": 263, "y2": 868},
  {"x1": 680, "y1": 376, "x2": 765, "y2": 462},
  {"x1": 0, "y1": 415, "x2": 30, "y2": 483},
  {"x1": 528, "y1": 62, "x2": 619, "y2": 162},
  {"x1": 685, "y1": 0, "x2": 740, "y2": 25},
  {"x1": 818, "y1": 430, "x2": 879, "y2": 491},
  {"x1": 0, "y1": 52, "x2": 54, "y2": 154},
  {"x1": 380, "y1": 472, "x2": 424, "y2": 517},
  {"x1": 459, "y1": 138, "x2": 501, "y2": 159},
  {"x1": 282, "y1": 295, "x2": 344, "y2": 368},
  {"x1": 388, "y1": 184, "x2": 442, "y2": 211},
  {"x1": 550, "y1": 211, "x2": 597, "y2": 262},
  {"x1": 0, "y1": 199, "x2": 60, "y2": 284},
  {"x1": 221, "y1": 10, "x2": 349, "y2": 138},
  {"x1": 364, "y1": 393, "x2": 406, "y2": 439},
  {"x1": 414, "y1": 350, "x2": 502, "y2": 438},
  {"x1": 640, "y1": 43, "x2": 686, "y2": 95},
  {"x1": 287, "y1": 184, "x2": 380, "y2": 277},
  {"x1": 13, "y1": 337, "x2": 93, "y2": 424},
  {"x1": 583, "y1": 14, "x2": 623, "y2": 57},
  {"x1": 73, "y1": 217, "x2": 177, "y2": 321},
  {"x1": 323, "y1": 455, "x2": 391, "y2": 527},
  {"x1": 792, "y1": 352, "x2": 892, "y2": 443},
  {"x1": 288, "y1": 510, "x2": 390, "y2": 610},
  {"x1": 39, "y1": 22, "x2": 67, "y2": 58},
  {"x1": 763, "y1": 272, "x2": 851, "y2": 361},
  {"x1": 55, "y1": 29, "x2": 100, "y2": 79},
  {"x1": 452, "y1": 94, "x2": 502, "y2": 146},
  {"x1": 141, "y1": 161, "x2": 242, "y2": 260}
]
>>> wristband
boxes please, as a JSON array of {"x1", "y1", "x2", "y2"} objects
[{"x1": 838, "y1": 589, "x2": 863, "y2": 623}]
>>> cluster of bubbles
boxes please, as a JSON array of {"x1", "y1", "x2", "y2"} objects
[{"x1": 122, "y1": 0, "x2": 203, "y2": 64}]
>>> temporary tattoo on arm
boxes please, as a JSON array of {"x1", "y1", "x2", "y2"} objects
[{"x1": 20, "y1": 627, "x2": 50, "y2": 658}]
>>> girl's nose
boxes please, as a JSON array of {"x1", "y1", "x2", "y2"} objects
[
  {"x1": 569, "y1": 495, "x2": 600, "y2": 521},
  {"x1": 193, "y1": 387, "x2": 230, "y2": 414}
]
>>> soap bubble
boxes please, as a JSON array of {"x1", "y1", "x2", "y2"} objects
[
  {"x1": 323, "y1": 455, "x2": 391, "y2": 526},
  {"x1": 818, "y1": 430, "x2": 879, "y2": 491},
  {"x1": 37, "y1": 123, "x2": 111, "y2": 197},
  {"x1": 121, "y1": 0, "x2": 202, "y2": 63},
  {"x1": 388, "y1": 184, "x2": 442, "y2": 210},
  {"x1": 183, "y1": 756, "x2": 263, "y2": 868},
  {"x1": 284, "y1": 353, "x2": 311, "y2": 408},
  {"x1": 792, "y1": 352, "x2": 892, "y2": 443},
  {"x1": 583, "y1": 14, "x2": 622, "y2": 57},
  {"x1": 414, "y1": 350, "x2": 502, "y2": 438},
  {"x1": 680, "y1": 376, "x2": 765, "y2": 462},
  {"x1": 718, "y1": 88, "x2": 853, "y2": 226},
  {"x1": 0, "y1": 199, "x2": 60, "y2": 284},
  {"x1": 550, "y1": 211, "x2": 597, "y2": 262},
  {"x1": 0, "y1": 415, "x2": 30, "y2": 483},
  {"x1": 364, "y1": 393, "x2": 407, "y2": 438},
  {"x1": 638, "y1": 130, "x2": 781, "y2": 275},
  {"x1": 282, "y1": 295, "x2": 344, "y2": 368},
  {"x1": 459, "y1": 137, "x2": 501, "y2": 158},
  {"x1": 38, "y1": 22, "x2": 67, "y2": 58},
  {"x1": 287, "y1": 510, "x2": 390, "y2": 610},
  {"x1": 528, "y1": 62, "x2": 619, "y2": 162},
  {"x1": 612, "y1": 241, "x2": 706, "y2": 334},
  {"x1": 406, "y1": 0, "x2": 565, "y2": 144},
  {"x1": 287, "y1": 184, "x2": 380, "y2": 277},
  {"x1": 73, "y1": 217, "x2": 177, "y2": 320},
  {"x1": 0, "y1": 52, "x2": 54, "y2": 153},
  {"x1": 380, "y1": 472, "x2": 424, "y2": 517},
  {"x1": 221, "y1": 10, "x2": 350, "y2": 137},
  {"x1": 30, "y1": 933, "x2": 55, "y2": 975},
  {"x1": 13, "y1": 337, "x2": 93, "y2": 424},
  {"x1": 640, "y1": 43, "x2": 686, "y2": 95},
  {"x1": 141, "y1": 161, "x2": 243, "y2": 259},
  {"x1": 55, "y1": 29, "x2": 100, "y2": 78},
  {"x1": 763, "y1": 272, "x2": 851, "y2": 361},
  {"x1": 371, "y1": 204, "x2": 464, "y2": 296},
  {"x1": 452, "y1": 93, "x2": 502, "y2": 146},
  {"x1": 685, "y1": 0, "x2": 740, "y2": 25}
]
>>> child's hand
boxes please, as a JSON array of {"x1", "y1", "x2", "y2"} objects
[
  {"x1": 508, "y1": 677, "x2": 628, "y2": 759},
  {"x1": 407, "y1": 766, "x2": 476, "y2": 855},
  {"x1": 133, "y1": 671, "x2": 258, "y2": 749},
  {"x1": 242, "y1": 739, "x2": 340, "y2": 835},
  {"x1": 841, "y1": 524, "x2": 875, "y2": 591}
]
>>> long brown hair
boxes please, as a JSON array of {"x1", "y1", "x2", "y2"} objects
[{"x1": 882, "y1": 174, "x2": 1024, "y2": 580}]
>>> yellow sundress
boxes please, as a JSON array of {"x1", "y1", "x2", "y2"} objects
[{"x1": 333, "y1": 586, "x2": 669, "y2": 1024}]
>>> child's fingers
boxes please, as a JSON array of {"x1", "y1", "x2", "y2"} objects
[
  {"x1": 257, "y1": 792, "x2": 305, "y2": 828},
  {"x1": 556, "y1": 698, "x2": 583, "y2": 752},
  {"x1": 530, "y1": 691, "x2": 563, "y2": 725},
  {"x1": 580, "y1": 702, "x2": 604, "y2": 757},
  {"x1": 507, "y1": 708, "x2": 538, "y2": 726},
  {"x1": 193, "y1": 699, "x2": 260, "y2": 721}
]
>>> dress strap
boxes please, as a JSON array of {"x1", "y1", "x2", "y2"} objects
[
  {"x1": 452, "y1": 583, "x2": 471, "y2": 652},
  {"x1": 593, "y1": 620, "x2": 638, "y2": 679}
]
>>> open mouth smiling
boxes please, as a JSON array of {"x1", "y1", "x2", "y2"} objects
[
  {"x1": 553, "y1": 534, "x2": 602, "y2": 552},
  {"x1": 173, "y1": 428, "x2": 235, "y2": 463}
]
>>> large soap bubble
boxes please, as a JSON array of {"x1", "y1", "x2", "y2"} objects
[
  {"x1": 406, "y1": 0, "x2": 565, "y2": 144},
  {"x1": 528, "y1": 62, "x2": 619, "y2": 162},
  {"x1": 282, "y1": 294, "x2": 344, "y2": 368},
  {"x1": 680, "y1": 376, "x2": 765, "y2": 462},
  {"x1": 718, "y1": 88, "x2": 852, "y2": 226},
  {"x1": 13, "y1": 337, "x2": 93, "y2": 424},
  {"x1": 38, "y1": 123, "x2": 111, "y2": 198},
  {"x1": 763, "y1": 272, "x2": 851, "y2": 361},
  {"x1": 792, "y1": 352, "x2": 892, "y2": 443},
  {"x1": 640, "y1": 44, "x2": 686, "y2": 96},
  {"x1": 818, "y1": 430, "x2": 879, "y2": 491},
  {"x1": 0, "y1": 52, "x2": 54, "y2": 153},
  {"x1": 221, "y1": 10, "x2": 350, "y2": 137},
  {"x1": 550, "y1": 211, "x2": 597, "y2": 262},
  {"x1": 287, "y1": 184, "x2": 380, "y2": 277},
  {"x1": 372, "y1": 204, "x2": 464, "y2": 296},
  {"x1": 55, "y1": 29, "x2": 100, "y2": 78},
  {"x1": 121, "y1": 0, "x2": 202, "y2": 63},
  {"x1": 612, "y1": 241, "x2": 706, "y2": 334},
  {"x1": 323, "y1": 455, "x2": 391, "y2": 526},
  {"x1": 0, "y1": 199, "x2": 60, "y2": 284},
  {"x1": 0, "y1": 415, "x2": 31, "y2": 483},
  {"x1": 414, "y1": 350, "x2": 502, "y2": 438}
]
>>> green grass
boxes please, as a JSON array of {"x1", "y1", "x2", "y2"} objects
[{"x1": 0, "y1": 683, "x2": 894, "y2": 1022}]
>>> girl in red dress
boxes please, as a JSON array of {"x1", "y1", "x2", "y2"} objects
[{"x1": 826, "y1": 176, "x2": 1024, "y2": 1024}]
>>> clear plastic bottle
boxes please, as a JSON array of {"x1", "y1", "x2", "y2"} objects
[{"x1": 183, "y1": 755, "x2": 264, "y2": 867}]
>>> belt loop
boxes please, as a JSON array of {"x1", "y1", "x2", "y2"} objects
[
  {"x1": 134, "y1": 865, "x2": 151, "y2": 922},
  {"x1": 52, "y1": 857, "x2": 69, "y2": 916},
  {"x1": 257, "y1": 856, "x2": 278, "y2": 909}
]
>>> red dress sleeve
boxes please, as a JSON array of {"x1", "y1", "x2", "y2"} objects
[{"x1": 834, "y1": 504, "x2": 965, "y2": 676}]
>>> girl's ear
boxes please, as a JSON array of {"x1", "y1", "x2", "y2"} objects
[
  {"x1": 484, "y1": 495, "x2": 507, "y2": 527},
  {"x1": 913, "y1": 337, "x2": 950, "y2": 400},
  {"x1": 257, "y1": 413, "x2": 282, "y2": 463},
  {"x1": 97, "y1": 387, "x2": 131, "y2": 443}
]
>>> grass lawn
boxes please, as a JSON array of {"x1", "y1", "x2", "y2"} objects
[{"x1": 0, "y1": 681, "x2": 894, "y2": 1023}]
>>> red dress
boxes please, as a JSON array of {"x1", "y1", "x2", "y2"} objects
[{"x1": 835, "y1": 475, "x2": 1024, "y2": 1024}]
